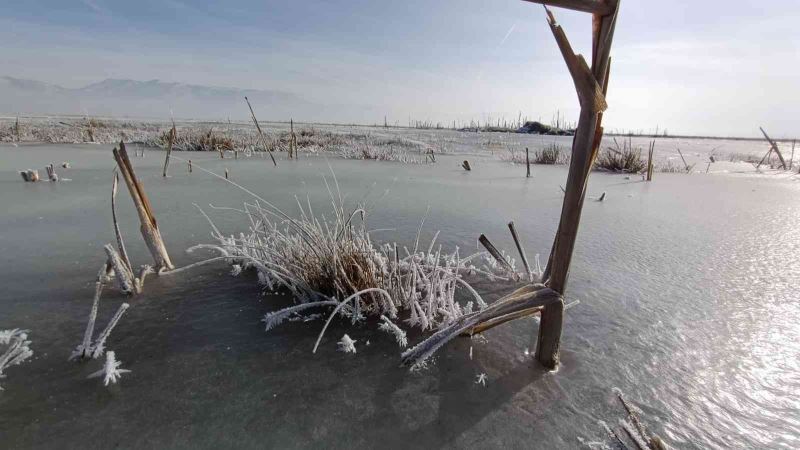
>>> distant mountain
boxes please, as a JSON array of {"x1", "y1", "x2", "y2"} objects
[{"x1": 0, "y1": 76, "x2": 316, "y2": 121}]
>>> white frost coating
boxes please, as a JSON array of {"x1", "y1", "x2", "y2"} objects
[
  {"x1": 89, "y1": 303, "x2": 130, "y2": 359},
  {"x1": 0, "y1": 330, "x2": 33, "y2": 390},
  {"x1": 378, "y1": 315, "x2": 408, "y2": 348},
  {"x1": 0, "y1": 329, "x2": 23, "y2": 346},
  {"x1": 475, "y1": 373, "x2": 487, "y2": 386},
  {"x1": 87, "y1": 351, "x2": 130, "y2": 386},
  {"x1": 337, "y1": 334, "x2": 357, "y2": 354},
  {"x1": 191, "y1": 185, "x2": 517, "y2": 350}
]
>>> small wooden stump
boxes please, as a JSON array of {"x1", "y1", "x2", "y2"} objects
[
  {"x1": 19, "y1": 169, "x2": 40, "y2": 182},
  {"x1": 462, "y1": 160, "x2": 472, "y2": 171}
]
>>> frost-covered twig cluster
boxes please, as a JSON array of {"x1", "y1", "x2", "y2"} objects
[
  {"x1": 70, "y1": 265, "x2": 130, "y2": 361},
  {"x1": 0, "y1": 329, "x2": 33, "y2": 391},
  {"x1": 87, "y1": 351, "x2": 131, "y2": 386},
  {"x1": 194, "y1": 177, "x2": 525, "y2": 352}
]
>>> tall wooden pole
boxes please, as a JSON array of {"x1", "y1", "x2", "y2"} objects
[{"x1": 523, "y1": 0, "x2": 620, "y2": 369}]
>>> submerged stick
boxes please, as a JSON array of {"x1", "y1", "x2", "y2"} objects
[
  {"x1": 245, "y1": 96, "x2": 278, "y2": 167},
  {"x1": 508, "y1": 221, "x2": 532, "y2": 281},
  {"x1": 478, "y1": 234, "x2": 514, "y2": 272}
]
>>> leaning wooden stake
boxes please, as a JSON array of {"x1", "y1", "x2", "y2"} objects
[
  {"x1": 245, "y1": 96, "x2": 278, "y2": 167},
  {"x1": 462, "y1": 160, "x2": 472, "y2": 171},
  {"x1": 162, "y1": 121, "x2": 176, "y2": 177},
  {"x1": 112, "y1": 142, "x2": 174, "y2": 271},
  {"x1": 759, "y1": 127, "x2": 787, "y2": 170},
  {"x1": 523, "y1": 0, "x2": 619, "y2": 369}
]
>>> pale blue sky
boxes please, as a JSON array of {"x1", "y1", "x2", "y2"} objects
[{"x1": 2, "y1": 0, "x2": 799, "y2": 136}]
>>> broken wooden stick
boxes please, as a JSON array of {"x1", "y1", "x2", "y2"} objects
[
  {"x1": 162, "y1": 121, "x2": 176, "y2": 177},
  {"x1": 111, "y1": 171, "x2": 133, "y2": 275},
  {"x1": 462, "y1": 160, "x2": 472, "y2": 171},
  {"x1": 19, "y1": 169, "x2": 40, "y2": 182},
  {"x1": 401, "y1": 284, "x2": 562, "y2": 367},
  {"x1": 508, "y1": 221, "x2": 532, "y2": 281},
  {"x1": 103, "y1": 244, "x2": 134, "y2": 295},
  {"x1": 526, "y1": 147, "x2": 531, "y2": 177},
  {"x1": 478, "y1": 234, "x2": 514, "y2": 272},
  {"x1": 112, "y1": 142, "x2": 174, "y2": 271},
  {"x1": 759, "y1": 127, "x2": 787, "y2": 169},
  {"x1": 245, "y1": 96, "x2": 278, "y2": 167}
]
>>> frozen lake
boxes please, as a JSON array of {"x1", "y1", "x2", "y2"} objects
[{"x1": 1, "y1": 141, "x2": 799, "y2": 449}]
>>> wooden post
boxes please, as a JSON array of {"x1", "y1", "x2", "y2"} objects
[
  {"x1": 646, "y1": 140, "x2": 654, "y2": 181},
  {"x1": 162, "y1": 121, "x2": 176, "y2": 177},
  {"x1": 225, "y1": 168, "x2": 229, "y2": 180},
  {"x1": 245, "y1": 96, "x2": 278, "y2": 166},
  {"x1": 112, "y1": 142, "x2": 174, "y2": 271},
  {"x1": 790, "y1": 139, "x2": 796, "y2": 171},
  {"x1": 14, "y1": 116, "x2": 20, "y2": 142},
  {"x1": 526, "y1": 147, "x2": 531, "y2": 177},
  {"x1": 524, "y1": 0, "x2": 619, "y2": 369},
  {"x1": 759, "y1": 127, "x2": 787, "y2": 169},
  {"x1": 462, "y1": 160, "x2": 472, "y2": 171},
  {"x1": 188, "y1": 159, "x2": 192, "y2": 173},
  {"x1": 289, "y1": 119, "x2": 297, "y2": 159}
]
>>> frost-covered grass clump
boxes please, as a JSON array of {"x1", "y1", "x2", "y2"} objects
[
  {"x1": 194, "y1": 177, "x2": 522, "y2": 351},
  {"x1": 0, "y1": 329, "x2": 33, "y2": 390}
]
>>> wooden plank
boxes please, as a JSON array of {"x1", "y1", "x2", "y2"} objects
[{"x1": 522, "y1": 0, "x2": 612, "y2": 15}]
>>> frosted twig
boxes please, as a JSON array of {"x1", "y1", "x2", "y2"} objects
[
  {"x1": 87, "y1": 351, "x2": 130, "y2": 386},
  {"x1": 71, "y1": 265, "x2": 107, "y2": 361},
  {"x1": 378, "y1": 315, "x2": 408, "y2": 348},
  {"x1": 0, "y1": 330, "x2": 33, "y2": 390},
  {"x1": 337, "y1": 334, "x2": 357, "y2": 354},
  {"x1": 262, "y1": 300, "x2": 339, "y2": 331},
  {"x1": 89, "y1": 303, "x2": 130, "y2": 359}
]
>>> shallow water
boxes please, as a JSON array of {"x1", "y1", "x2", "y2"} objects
[{"x1": 1, "y1": 142, "x2": 799, "y2": 449}]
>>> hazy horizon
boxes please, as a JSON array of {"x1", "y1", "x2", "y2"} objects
[{"x1": 3, "y1": 0, "x2": 799, "y2": 137}]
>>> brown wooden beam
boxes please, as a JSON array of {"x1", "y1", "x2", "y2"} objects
[{"x1": 522, "y1": 0, "x2": 612, "y2": 15}]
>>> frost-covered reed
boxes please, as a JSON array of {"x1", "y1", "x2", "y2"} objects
[
  {"x1": 0, "y1": 329, "x2": 33, "y2": 390},
  {"x1": 194, "y1": 175, "x2": 521, "y2": 351},
  {"x1": 88, "y1": 351, "x2": 130, "y2": 386}
]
